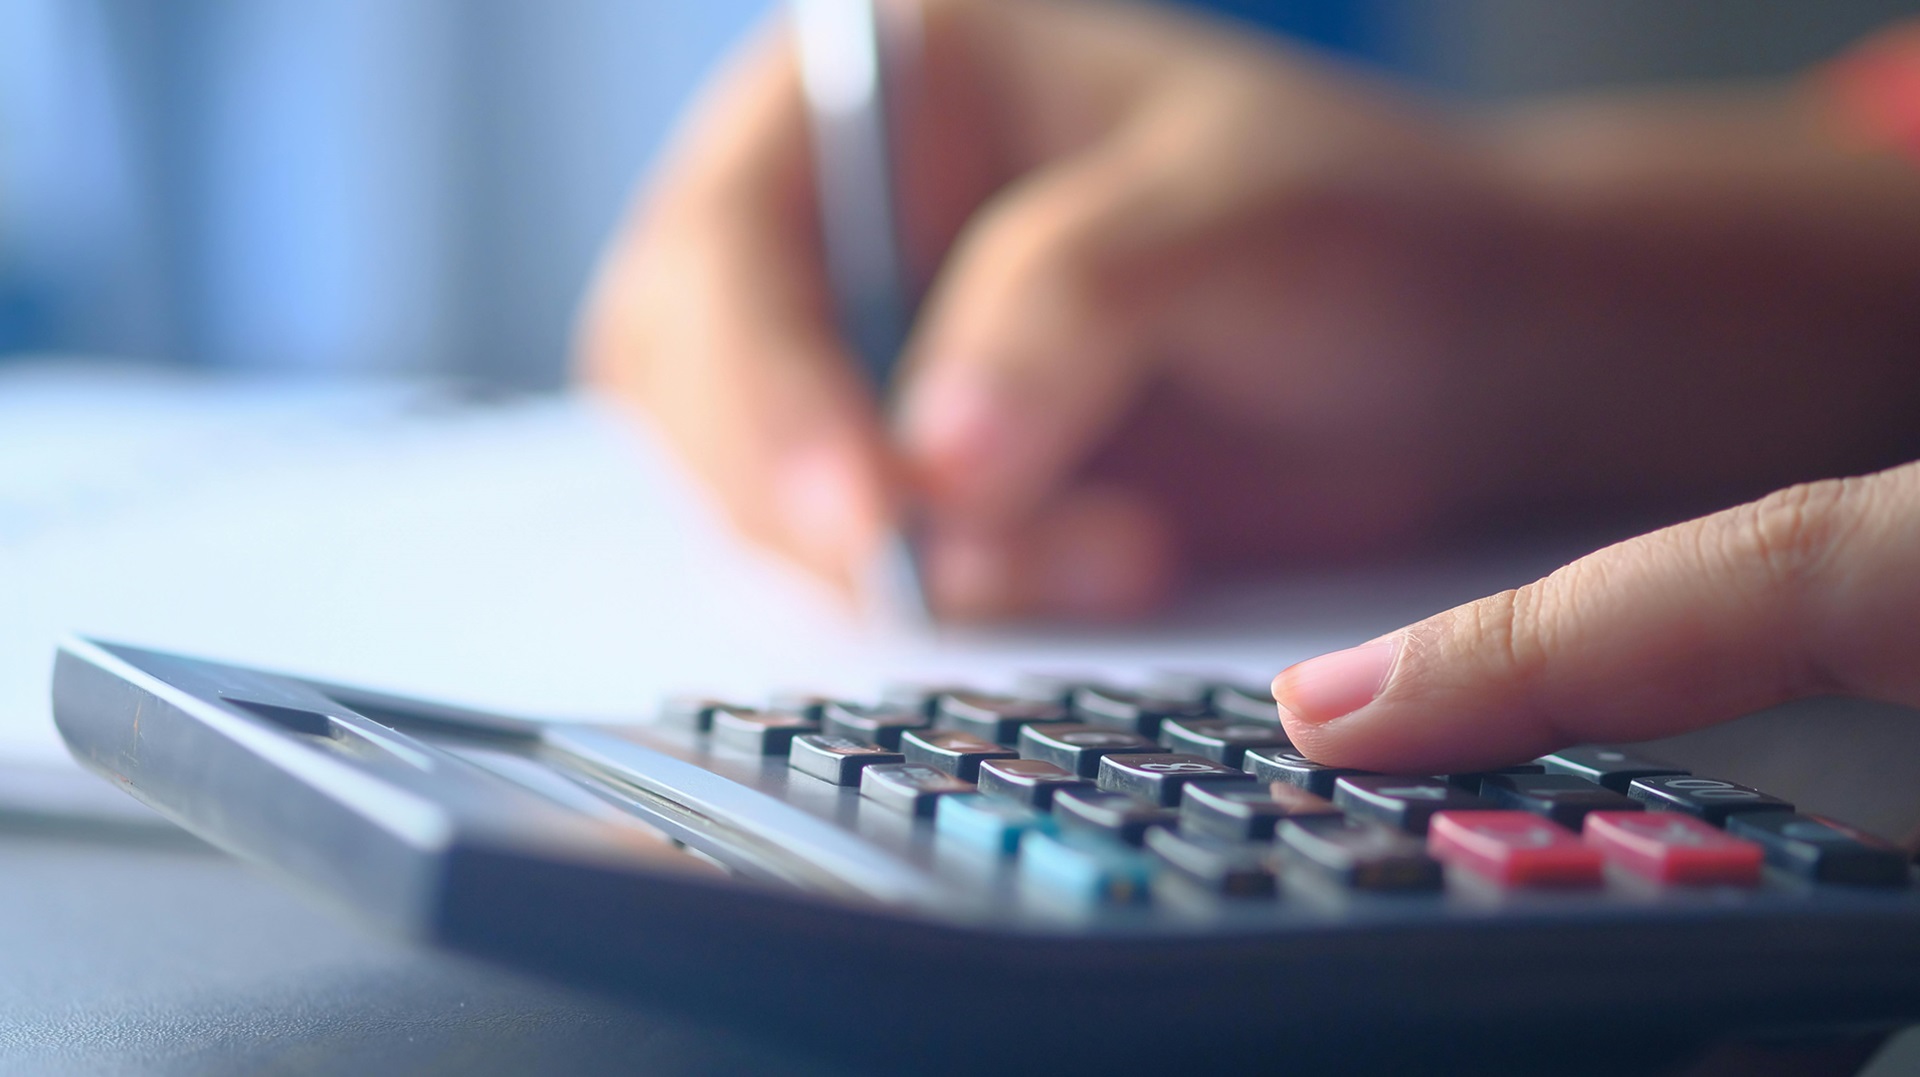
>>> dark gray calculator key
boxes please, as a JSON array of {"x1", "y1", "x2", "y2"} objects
[
  {"x1": 1725, "y1": 813, "x2": 1912, "y2": 886},
  {"x1": 1014, "y1": 672, "x2": 1115, "y2": 708},
  {"x1": 1333, "y1": 776, "x2": 1492, "y2": 836},
  {"x1": 1145, "y1": 827, "x2": 1278, "y2": 898},
  {"x1": 1181, "y1": 781, "x2": 1341, "y2": 842},
  {"x1": 900, "y1": 729, "x2": 1017, "y2": 782},
  {"x1": 1018, "y1": 723, "x2": 1161, "y2": 778},
  {"x1": 710, "y1": 709, "x2": 819, "y2": 755},
  {"x1": 1138, "y1": 671, "x2": 1220, "y2": 707},
  {"x1": 767, "y1": 693, "x2": 838, "y2": 722},
  {"x1": 1538, "y1": 746, "x2": 1689, "y2": 793},
  {"x1": 1242, "y1": 747, "x2": 1369, "y2": 798},
  {"x1": 859, "y1": 764, "x2": 976, "y2": 817},
  {"x1": 880, "y1": 682, "x2": 972, "y2": 720},
  {"x1": 1098, "y1": 753, "x2": 1255, "y2": 807},
  {"x1": 658, "y1": 697, "x2": 732, "y2": 732},
  {"x1": 821, "y1": 702, "x2": 929, "y2": 749},
  {"x1": 1445, "y1": 763, "x2": 1545, "y2": 792},
  {"x1": 1626, "y1": 774, "x2": 1794, "y2": 824},
  {"x1": 935, "y1": 692, "x2": 1070, "y2": 746},
  {"x1": 1157, "y1": 717, "x2": 1292, "y2": 766},
  {"x1": 976, "y1": 758, "x2": 1095, "y2": 810},
  {"x1": 1482, "y1": 773, "x2": 1641, "y2": 829},
  {"x1": 1208, "y1": 682, "x2": 1281, "y2": 724},
  {"x1": 1277, "y1": 815, "x2": 1443, "y2": 892},
  {"x1": 1052, "y1": 790, "x2": 1178, "y2": 846},
  {"x1": 788, "y1": 734, "x2": 905, "y2": 786},
  {"x1": 1070, "y1": 687, "x2": 1209, "y2": 738}
]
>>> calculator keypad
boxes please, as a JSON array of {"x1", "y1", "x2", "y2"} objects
[
  {"x1": 1481, "y1": 772, "x2": 1642, "y2": 830},
  {"x1": 650, "y1": 686, "x2": 1908, "y2": 912},
  {"x1": 1242, "y1": 747, "x2": 1366, "y2": 798},
  {"x1": 1333, "y1": 776, "x2": 1493, "y2": 835},
  {"x1": 1018, "y1": 723, "x2": 1161, "y2": 778},
  {"x1": 788, "y1": 733, "x2": 904, "y2": 785},
  {"x1": 1157, "y1": 717, "x2": 1292, "y2": 766},
  {"x1": 976, "y1": 758, "x2": 1095, "y2": 809},
  {"x1": 900, "y1": 729, "x2": 1018, "y2": 782},
  {"x1": 1625, "y1": 774, "x2": 1794, "y2": 823},
  {"x1": 1097, "y1": 753, "x2": 1254, "y2": 806},
  {"x1": 936, "y1": 693, "x2": 1071, "y2": 746},
  {"x1": 1725, "y1": 813, "x2": 1912, "y2": 886}
]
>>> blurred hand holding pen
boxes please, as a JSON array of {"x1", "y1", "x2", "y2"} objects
[{"x1": 580, "y1": 0, "x2": 1920, "y2": 635}]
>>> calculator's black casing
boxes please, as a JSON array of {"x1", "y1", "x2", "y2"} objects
[{"x1": 49, "y1": 639, "x2": 1920, "y2": 1074}]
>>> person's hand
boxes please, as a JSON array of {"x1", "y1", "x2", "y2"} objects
[
  {"x1": 1273, "y1": 461, "x2": 1920, "y2": 773},
  {"x1": 580, "y1": 0, "x2": 1490, "y2": 613},
  {"x1": 581, "y1": 0, "x2": 1920, "y2": 619}
]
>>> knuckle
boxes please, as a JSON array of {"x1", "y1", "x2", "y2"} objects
[
  {"x1": 1718, "y1": 478, "x2": 1858, "y2": 596},
  {"x1": 1429, "y1": 582, "x2": 1557, "y2": 690},
  {"x1": 975, "y1": 177, "x2": 1130, "y2": 313}
]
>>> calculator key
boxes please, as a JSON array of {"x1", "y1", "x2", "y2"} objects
[
  {"x1": 859, "y1": 763, "x2": 976, "y2": 817},
  {"x1": 787, "y1": 734, "x2": 905, "y2": 786},
  {"x1": 1625, "y1": 775, "x2": 1794, "y2": 824},
  {"x1": 1276, "y1": 815, "x2": 1443, "y2": 892},
  {"x1": 1137, "y1": 671, "x2": 1221, "y2": 707},
  {"x1": 1052, "y1": 790, "x2": 1179, "y2": 846},
  {"x1": 1582, "y1": 812, "x2": 1763, "y2": 886},
  {"x1": 1207, "y1": 682, "x2": 1282, "y2": 724},
  {"x1": 821, "y1": 702, "x2": 929, "y2": 749},
  {"x1": 1481, "y1": 773, "x2": 1642, "y2": 829},
  {"x1": 1725, "y1": 813, "x2": 1912, "y2": 887},
  {"x1": 1014, "y1": 672, "x2": 1115, "y2": 708},
  {"x1": 658, "y1": 697, "x2": 732, "y2": 732},
  {"x1": 710, "y1": 709, "x2": 819, "y2": 754},
  {"x1": 1538, "y1": 746, "x2": 1689, "y2": 793},
  {"x1": 767, "y1": 693, "x2": 838, "y2": 722},
  {"x1": 1444, "y1": 764, "x2": 1545, "y2": 792},
  {"x1": 881, "y1": 682, "x2": 972, "y2": 719},
  {"x1": 1018, "y1": 723, "x2": 1162, "y2": 778},
  {"x1": 1071, "y1": 687, "x2": 1209, "y2": 738},
  {"x1": 1018, "y1": 830, "x2": 1156, "y2": 904},
  {"x1": 1427, "y1": 812, "x2": 1603, "y2": 888},
  {"x1": 1157, "y1": 717, "x2": 1292, "y2": 766},
  {"x1": 1098, "y1": 753, "x2": 1254, "y2": 807},
  {"x1": 900, "y1": 729, "x2": 1018, "y2": 781},
  {"x1": 1144, "y1": 827, "x2": 1278, "y2": 897},
  {"x1": 976, "y1": 758, "x2": 1096, "y2": 810},
  {"x1": 1242, "y1": 747, "x2": 1369, "y2": 798},
  {"x1": 1333, "y1": 776, "x2": 1493, "y2": 835},
  {"x1": 1180, "y1": 782, "x2": 1340, "y2": 842},
  {"x1": 935, "y1": 692, "x2": 1070, "y2": 746},
  {"x1": 935, "y1": 794, "x2": 1055, "y2": 855}
]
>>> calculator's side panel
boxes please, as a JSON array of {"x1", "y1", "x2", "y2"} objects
[{"x1": 52, "y1": 641, "x2": 447, "y2": 934}]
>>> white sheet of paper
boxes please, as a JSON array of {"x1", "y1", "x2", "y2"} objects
[{"x1": 0, "y1": 361, "x2": 1564, "y2": 772}]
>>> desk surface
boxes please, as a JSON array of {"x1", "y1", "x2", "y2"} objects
[{"x1": 0, "y1": 827, "x2": 853, "y2": 1077}]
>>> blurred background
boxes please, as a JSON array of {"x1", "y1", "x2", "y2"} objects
[{"x1": 3, "y1": 0, "x2": 1916, "y2": 387}]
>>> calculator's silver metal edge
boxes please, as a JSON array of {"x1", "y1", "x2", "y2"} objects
[{"x1": 543, "y1": 725, "x2": 945, "y2": 907}]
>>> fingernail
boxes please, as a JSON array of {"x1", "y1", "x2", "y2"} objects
[
  {"x1": 777, "y1": 443, "x2": 878, "y2": 573},
  {"x1": 1271, "y1": 638, "x2": 1401, "y2": 726}
]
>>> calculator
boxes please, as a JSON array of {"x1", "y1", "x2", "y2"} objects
[{"x1": 51, "y1": 638, "x2": 1920, "y2": 1074}]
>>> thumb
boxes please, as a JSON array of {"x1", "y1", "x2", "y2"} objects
[{"x1": 1273, "y1": 462, "x2": 1920, "y2": 774}]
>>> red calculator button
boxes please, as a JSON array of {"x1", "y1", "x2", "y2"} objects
[
  {"x1": 1582, "y1": 811, "x2": 1763, "y2": 886},
  {"x1": 1426, "y1": 811, "x2": 1604, "y2": 887}
]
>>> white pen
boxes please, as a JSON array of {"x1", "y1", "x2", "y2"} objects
[{"x1": 792, "y1": 0, "x2": 932, "y2": 624}]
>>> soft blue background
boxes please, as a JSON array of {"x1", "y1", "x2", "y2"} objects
[{"x1": 0, "y1": 0, "x2": 1908, "y2": 385}]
